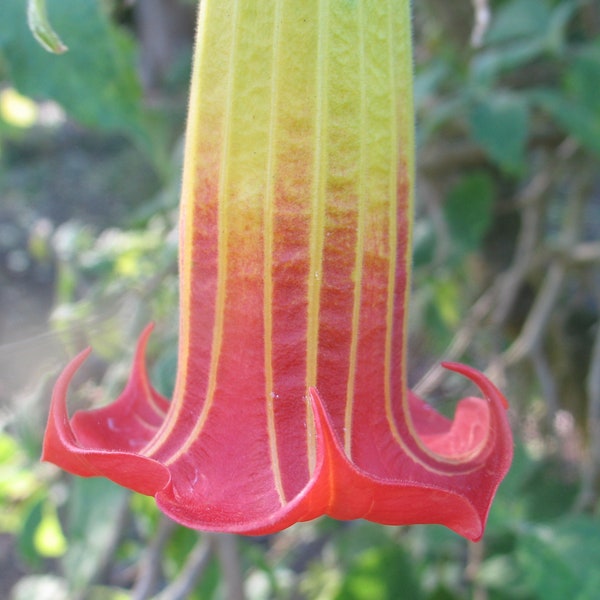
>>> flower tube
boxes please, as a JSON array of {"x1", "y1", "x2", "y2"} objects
[{"x1": 43, "y1": 0, "x2": 512, "y2": 541}]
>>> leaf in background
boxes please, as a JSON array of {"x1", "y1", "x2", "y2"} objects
[
  {"x1": 531, "y1": 43, "x2": 600, "y2": 158},
  {"x1": 336, "y1": 544, "x2": 423, "y2": 600},
  {"x1": 484, "y1": 0, "x2": 551, "y2": 44},
  {"x1": 27, "y1": 0, "x2": 67, "y2": 54},
  {"x1": 0, "y1": 433, "x2": 41, "y2": 531},
  {"x1": 532, "y1": 90, "x2": 600, "y2": 157},
  {"x1": 18, "y1": 499, "x2": 44, "y2": 568},
  {"x1": 0, "y1": 0, "x2": 146, "y2": 146},
  {"x1": 414, "y1": 61, "x2": 450, "y2": 106},
  {"x1": 470, "y1": 0, "x2": 579, "y2": 86},
  {"x1": 411, "y1": 218, "x2": 436, "y2": 268},
  {"x1": 469, "y1": 0, "x2": 550, "y2": 86},
  {"x1": 468, "y1": 94, "x2": 529, "y2": 173},
  {"x1": 565, "y1": 43, "x2": 600, "y2": 114},
  {"x1": 516, "y1": 517, "x2": 600, "y2": 600},
  {"x1": 444, "y1": 171, "x2": 494, "y2": 255},
  {"x1": 517, "y1": 533, "x2": 577, "y2": 600},
  {"x1": 19, "y1": 496, "x2": 67, "y2": 566},
  {"x1": 34, "y1": 501, "x2": 68, "y2": 558},
  {"x1": 545, "y1": 0, "x2": 582, "y2": 55},
  {"x1": 62, "y1": 478, "x2": 129, "y2": 593},
  {"x1": 470, "y1": 38, "x2": 546, "y2": 87},
  {"x1": 483, "y1": 444, "x2": 532, "y2": 534}
]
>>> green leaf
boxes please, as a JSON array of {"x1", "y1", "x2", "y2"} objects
[
  {"x1": 18, "y1": 499, "x2": 44, "y2": 567},
  {"x1": 484, "y1": 0, "x2": 552, "y2": 44},
  {"x1": 468, "y1": 93, "x2": 529, "y2": 172},
  {"x1": 27, "y1": 0, "x2": 67, "y2": 54},
  {"x1": 484, "y1": 444, "x2": 532, "y2": 534},
  {"x1": 516, "y1": 517, "x2": 600, "y2": 600},
  {"x1": 531, "y1": 89, "x2": 600, "y2": 157},
  {"x1": 0, "y1": 0, "x2": 146, "y2": 143},
  {"x1": 444, "y1": 171, "x2": 494, "y2": 255},
  {"x1": 412, "y1": 218, "x2": 436, "y2": 268},
  {"x1": 565, "y1": 43, "x2": 600, "y2": 114},
  {"x1": 545, "y1": 0, "x2": 582, "y2": 55},
  {"x1": 0, "y1": 433, "x2": 41, "y2": 531},
  {"x1": 18, "y1": 496, "x2": 67, "y2": 566},
  {"x1": 470, "y1": 38, "x2": 546, "y2": 87},
  {"x1": 336, "y1": 544, "x2": 423, "y2": 600},
  {"x1": 62, "y1": 478, "x2": 129, "y2": 593},
  {"x1": 527, "y1": 41, "x2": 600, "y2": 157},
  {"x1": 517, "y1": 531, "x2": 578, "y2": 599},
  {"x1": 35, "y1": 502, "x2": 68, "y2": 558}
]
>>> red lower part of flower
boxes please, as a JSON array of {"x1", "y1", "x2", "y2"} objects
[{"x1": 43, "y1": 326, "x2": 512, "y2": 541}]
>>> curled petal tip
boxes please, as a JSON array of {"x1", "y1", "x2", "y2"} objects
[
  {"x1": 42, "y1": 338, "x2": 170, "y2": 496},
  {"x1": 441, "y1": 361, "x2": 510, "y2": 410}
]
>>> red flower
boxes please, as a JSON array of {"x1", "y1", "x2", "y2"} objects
[{"x1": 43, "y1": 0, "x2": 512, "y2": 541}]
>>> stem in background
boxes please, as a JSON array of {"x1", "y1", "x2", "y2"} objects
[
  {"x1": 578, "y1": 324, "x2": 600, "y2": 511},
  {"x1": 213, "y1": 535, "x2": 246, "y2": 600},
  {"x1": 470, "y1": 0, "x2": 491, "y2": 47},
  {"x1": 132, "y1": 517, "x2": 178, "y2": 600},
  {"x1": 152, "y1": 534, "x2": 213, "y2": 600},
  {"x1": 503, "y1": 262, "x2": 566, "y2": 366}
]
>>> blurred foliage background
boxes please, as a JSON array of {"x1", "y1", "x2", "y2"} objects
[{"x1": 0, "y1": 0, "x2": 599, "y2": 598}]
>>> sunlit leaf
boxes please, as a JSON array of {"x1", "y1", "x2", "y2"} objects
[
  {"x1": 336, "y1": 544, "x2": 422, "y2": 600},
  {"x1": 27, "y1": 0, "x2": 68, "y2": 54},
  {"x1": 0, "y1": 0, "x2": 146, "y2": 144},
  {"x1": 35, "y1": 503, "x2": 67, "y2": 558}
]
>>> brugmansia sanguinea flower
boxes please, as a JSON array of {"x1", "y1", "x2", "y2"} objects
[{"x1": 43, "y1": 0, "x2": 512, "y2": 541}]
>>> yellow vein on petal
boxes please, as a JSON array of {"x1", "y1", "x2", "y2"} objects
[
  {"x1": 264, "y1": 0, "x2": 286, "y2": 506},
  {"x1": 382, "y1": 0, "x2": 423, "y2": 468},
  {"x1": 381, "y1": 4, "x2": 482, "y2": 474},
  {"x1": 133, "y1": 413, "x2": 164, "y2": 431},
  {"x1": 305, "y1": 0, "x2": 329, "y2": 475},
  {"x1": 165, "y1": 0, "x2": 241, "y2": 465},
  {"x1": 344, "y1": 1, "x2": 366, "y2": 459},
  {"x1": 143, "y1": 3, "x2": 211, "y2": 456}
]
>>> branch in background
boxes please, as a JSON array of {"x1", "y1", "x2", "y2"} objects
[
  {"x1": 470, "y1": 0, "x2": 491, "y2": 48},
  {"x1": 131, "y1": 517, "x2": 178, "y2": 600},
  {"x1": 503, "y1": 262, "x2": 566, "y2": 366},
  {"x1": 133, "y1": 529, "x2": 246, "y2": 600},
  {"x1": 578, "y1": 323, "x2": 600, "y2": 511},
  {"x1": 416, "y1": 152, "x2": 600, "y2": 454},
  {"x1": 531, "y1": 345, "x2": 560, "y2": 427},
  {"x1": 414, "y1": 285, "x2": 496, "y2": 397},
  {"x1": 213, "y1": 535, "x2": 246, "y2": 600},
  {"x1": 557, "y1": 242, "x2": 600, "y2": 265},
  {"x1": 491, "y1": 169, "x2": 551, "y2": 328},
  {"x1": 152, "y1": 534, "x2": 212, "y2": 600}
]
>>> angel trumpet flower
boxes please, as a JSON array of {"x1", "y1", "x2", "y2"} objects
[{"x1": 43, "y1": 0, "x2": 512, "y2": 541}]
